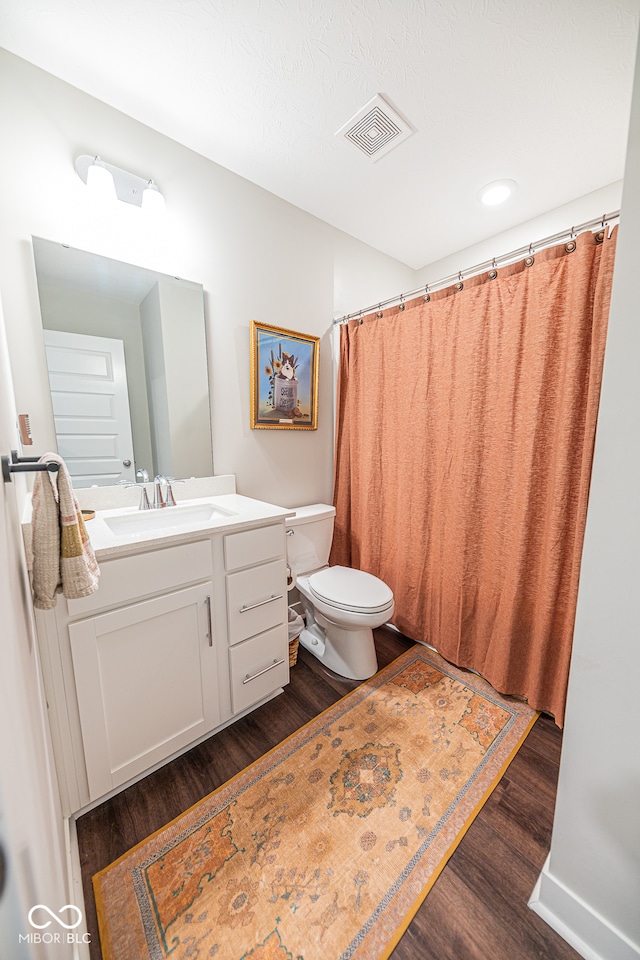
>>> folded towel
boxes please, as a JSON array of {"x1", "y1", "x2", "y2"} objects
[{"x1": 31, "y1": 453, "x2": 100, "y2": 609}]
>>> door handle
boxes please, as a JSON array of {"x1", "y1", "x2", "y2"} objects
[
  {"x1": 205, "y1": 595, "x2": 213, "y2": 646},
  {"x1": 123, "y1": 458, "x2": 132, "y2": 467}
]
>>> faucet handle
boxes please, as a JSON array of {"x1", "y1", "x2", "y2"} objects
[
  {"x1": 119, "y1": 480, "x2": 151, "y2": 511},
  {"x1": 164, "y1": 477, "x2": 185, "y2": 507},
  {"x1": 153, "y1": 476, "x2": 166, "y2": 509}
]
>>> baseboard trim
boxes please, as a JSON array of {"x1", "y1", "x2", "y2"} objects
[
  {"x1": 529, "y1": 856, "x2": 640, "y2": 960},
  {"x1": 66, "y1": 816, "x2": 91, "y2": 960}
]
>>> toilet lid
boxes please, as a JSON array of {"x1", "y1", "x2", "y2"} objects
[{"x1": 309, "y1": 565, "x2": 393, "y2": 614}]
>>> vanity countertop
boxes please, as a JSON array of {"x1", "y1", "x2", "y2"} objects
[
  {"x1": 84, "y1": 494, "x2": 294, "y2": 559},
  {"x1": 22, "y1": 484, "x2": 294, "y2": 564}
]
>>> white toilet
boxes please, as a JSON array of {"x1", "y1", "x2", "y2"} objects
[{"x1": 286, "y1": 504, "x2": 394, "y2": 680}]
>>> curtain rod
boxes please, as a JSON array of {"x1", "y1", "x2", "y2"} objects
[{"x1": 334, "y1": 210, "x2": 620, "y2": 324}]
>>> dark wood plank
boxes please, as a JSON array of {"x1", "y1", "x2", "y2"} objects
[{"x1": 76, "y1": 627, "x2": 580, "y2": 960}]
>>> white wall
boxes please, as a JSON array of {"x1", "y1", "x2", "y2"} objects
[
  {"x1": 0, "y1": 48, "x2": 415, "y2": 510},
  {"x1": 0, "y1": 298, "x2": 73, "y2": 958},
  {"x1": 156, "y1": 278, "x2": 213, "y2": 479},
  {"x1": 528, "y1": 29, "x2": 640, "y2": 960},
  {"x1": 140, "y1": 283, "x2": 170, "y2": 477}
]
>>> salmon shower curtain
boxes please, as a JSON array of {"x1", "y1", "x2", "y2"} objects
[{"x1": 331, "y1": 228, "x2": 617, "y2": 724}]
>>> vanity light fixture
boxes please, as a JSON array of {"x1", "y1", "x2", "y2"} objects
[
  {"x1": 75, "y1": 155, "x2": 165, "y2": 211},
  {"x1": 478, "y1": 179, "x2": 517, "y2": 206}
]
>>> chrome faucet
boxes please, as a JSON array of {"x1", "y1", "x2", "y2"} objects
[
  {"x1": 153, "y1": 476, "x2": 166, "y2": 509},
  {"x1": 119, "y1": 480, "x2": 151, "y2": 511},
  {"x1": 153, "y1": 476, "x2": 185, "y2": 507},
  {"x1": 164, "y1": 477, "x2": 185, "y2": 506}
]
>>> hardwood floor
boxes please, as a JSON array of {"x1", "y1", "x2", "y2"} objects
[{"x1": 76, "y1": 627, "x2": 581, "y2": 960}]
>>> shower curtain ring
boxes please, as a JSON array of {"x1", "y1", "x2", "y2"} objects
[
  {"x1": 398, "y1": 295, "x2": 405, "y2": 312},
  {"x1": 424, "y1": 284, "x2": 430, "y2": 302},
  {"x1": 455, "y1": 270, "x2": 464, "y2": 291}
]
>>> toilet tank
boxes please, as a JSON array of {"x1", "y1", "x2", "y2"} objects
[{"x1": 286, "y1": 503, "x2": 336, "y2": 575}]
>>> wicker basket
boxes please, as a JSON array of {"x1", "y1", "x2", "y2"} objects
[
  {"x1": 287, "y1": 603, "x2": 304, "y2": 667},
  {"x1": 288, "y1": 636, "x2": 300, "y2": 666}
]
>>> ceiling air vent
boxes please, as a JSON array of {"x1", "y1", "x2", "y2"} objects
[{"x1": 336, "y1": 94, "x2": 414, "y2": 161}]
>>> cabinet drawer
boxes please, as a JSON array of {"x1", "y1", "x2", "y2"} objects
[
  {"x1": 66, "y1": 540, "x2": 213, "y2": 618},
  {"x1": 224, "y1": 524, "x2": 284, "y2": 572},
  {"x1": 226, "y1": 559, "x2": 287, "y2": 644},
  {"x1": 229, "y1": 625, "x2": 289, "y2": 714}
]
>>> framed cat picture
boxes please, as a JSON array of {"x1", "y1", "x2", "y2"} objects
[{"x1": 250, "y1": 320, "x2": 320, "y2": 430}]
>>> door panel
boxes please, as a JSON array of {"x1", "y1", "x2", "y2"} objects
[
  {"x1": 69, "y1": 583, "x2": 219, "y2": 800},
  {"x1": 44, "y1": 329, "x2": 135, "y2": 484}
]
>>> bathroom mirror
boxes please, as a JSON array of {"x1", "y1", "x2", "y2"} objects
[{"x1": 32, "y1": 238, "x2": 213, "y2": 487}]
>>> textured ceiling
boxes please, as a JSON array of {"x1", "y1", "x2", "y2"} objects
[{"x1": 1, "y1": 0, "x2": 639, "y2": 269}]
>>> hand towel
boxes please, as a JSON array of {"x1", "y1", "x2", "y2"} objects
[{"x1": 31, "y1": 453, "x2": 100, "y2": 609}]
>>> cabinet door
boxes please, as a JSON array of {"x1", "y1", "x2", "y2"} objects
[{"x1": 70, "y1": 583, "x2": 218, "y2": 800}]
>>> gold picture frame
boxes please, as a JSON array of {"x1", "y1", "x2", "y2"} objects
[{"x1": 250, "y1": 320, "x2": 320, "y2": 430}]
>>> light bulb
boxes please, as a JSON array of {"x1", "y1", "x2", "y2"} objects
[
  {"x1": 141, "y1": 179, "x2": 166, "y2": 214},
  {"x1": 479, "y1": 179, "x2": 517, "y2": 206},
  {"x1": 85, "y1": 157, "x2": 116, "y2": 202}
]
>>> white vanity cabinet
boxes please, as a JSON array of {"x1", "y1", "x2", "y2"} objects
[
  {"x1": 223, "y1": 524, "x2": 289, "y2": 714},
  {"x1": 34, "y1": 509, "x2": 291, "y2": 815}
]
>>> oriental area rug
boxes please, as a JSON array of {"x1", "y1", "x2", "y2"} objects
[{"x1": 94, "y1": 645, "x2": 538, "y2": 960}]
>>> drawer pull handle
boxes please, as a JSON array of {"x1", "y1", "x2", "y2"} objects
[
  {"x1": 205, "y1": 595, "x2": 213, "y2": 647},
  {"x1": 239, "y1": 593, "x2": 283, "y2": 613},
  {"x1": 243, "y1": 657, "x2": 285, "y2": 684}
]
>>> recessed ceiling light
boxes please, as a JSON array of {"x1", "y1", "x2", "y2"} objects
[{"x1": 479, "y1": 179, "x2": 517, "y2": 206}]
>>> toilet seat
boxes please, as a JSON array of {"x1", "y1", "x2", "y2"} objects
[{"x1": 308, "y1": 565, "x2": 394, "y2": 615}]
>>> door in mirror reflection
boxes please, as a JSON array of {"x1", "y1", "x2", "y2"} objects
[
  {"x1": 32, "y1": 238, "x2": 214, "y2": 488},
  {"x1": 44, "y1": 329, "x2": 136, "y2": 485}
]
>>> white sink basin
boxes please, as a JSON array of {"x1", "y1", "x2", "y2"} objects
[{"x1": 104, "y1": 501, "x2": 236, "y2": 537}]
